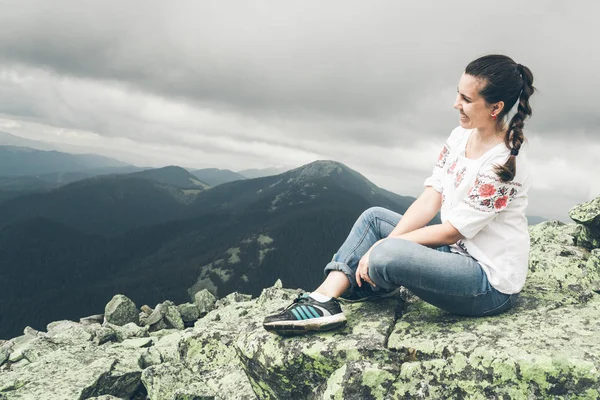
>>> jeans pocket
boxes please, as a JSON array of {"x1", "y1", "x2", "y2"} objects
[{"x1": 478, "y1": 293, "x2": 516, "y2": 317}]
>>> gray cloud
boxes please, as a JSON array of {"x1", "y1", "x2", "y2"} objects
[{"x1": 0, "y1": 0, "x2": 599, "y2": 219}]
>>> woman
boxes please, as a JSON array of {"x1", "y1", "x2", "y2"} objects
[{"x1": 263, "y1": 54, "x2": 535, "y2": 335}]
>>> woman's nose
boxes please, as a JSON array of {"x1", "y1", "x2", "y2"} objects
[{"x1": 453, "y1": 94, "x2": 461, "y2": 110}]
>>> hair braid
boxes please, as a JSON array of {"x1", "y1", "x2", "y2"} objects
[{"x1": 494, "y1": 63, "x2": 535, "y2": 182}]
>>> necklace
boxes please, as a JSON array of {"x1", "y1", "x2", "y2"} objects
[{"x1": 465, "y1": 130, "x2": 504, "y2": 158}]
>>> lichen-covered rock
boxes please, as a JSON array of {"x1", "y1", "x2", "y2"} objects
[
  {"x1": 141, "y1": 362, "x2": 215, "y2": 400},
  {"x1": 4, "y1": 200, "x2": 600, "y2": 399},
  {"x1": 46, "y1": 320, "x2": 93, "y2": 345},
  {"x1": 235, "y1": 286, "x2": 403, "y2": 399},
  {"x1": 215, "y1": 291, "x2": 252, "y2": 308},
  {"x1": 164, "y1": 304, "x2": 185, "y2": 330},
  {"x1": 80, "y1": 314, "x2": 104, "y2": 325},
  {"x1": 318, "y1": 360, "x2": 398, "y2": 400},
  {"x1": 0, "y1": 339, "x2": 144, "y2": 399},
  {"x1": 576, "y1": 224, "x2": 600, "y2": 250},
  {"x1": 102, "y1": 321, "x2": 149, "y2": 342},
  {"x1": 194, "y1": 289, "x2": 217, "y2": 315},
  {"x1": 104, "y1": 294, "x2": 139, "y2": 326},
  {"x1": 178, "y1": 302, "x2": 201, "y2": 323},
  {"x1": 570, "y1": 196, "x2": 600, "y2": 236},
  {"x1": 527, "y1": 222, "x2": 598, "y2": 302}
]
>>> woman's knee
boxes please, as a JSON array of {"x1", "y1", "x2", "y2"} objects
[
  {"x1": 368, "y1": 239, "x2": 416, "y2": 289},
  {"x1": 359, "y1": 206, "x2": 399, "y2": 224}
]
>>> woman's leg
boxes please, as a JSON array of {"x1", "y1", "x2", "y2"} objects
[
  {"x1": 367, "y1": 238, "x2": 515, "y2": 316},
  {"x1": 263, "y1": 206, "x2": 403, "y2": 334},
  {"x1": 319, "y1": 206, "x2": 401, "y2": 298}
]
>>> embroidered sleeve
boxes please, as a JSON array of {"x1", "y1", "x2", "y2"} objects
[
  {"x1": 464, "y1": 173, "x2": 521, "y2": 213},
  {"x1": 445, "y1": 172, "x2": 522, "y2": 239},
  {"x1": 423, "y1": 142, "x2": 451, "y2": 193}
]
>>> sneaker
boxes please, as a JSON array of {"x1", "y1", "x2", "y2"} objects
[
  {"x1": 263, "y1": 293, "x2": 347, "y2": 334},
  {"x1": 338, "y1": 285, "x2": 403, "y2": 303}
]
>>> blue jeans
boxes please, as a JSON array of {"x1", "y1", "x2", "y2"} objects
[{"x1": 324, "y1": 207, "x2": 518, "y2": 317}]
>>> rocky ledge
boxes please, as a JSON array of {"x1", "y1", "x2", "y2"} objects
[{"x1": 1, "y1": 197, "x2": 600, "y2": 399}]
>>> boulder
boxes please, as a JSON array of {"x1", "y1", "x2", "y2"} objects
[
  {"x1": 570, "y1": 195, "x2": 600, "y2": 237},
  {"x1": 177, "y1": 302, "x2": 201, "y2": 323},
  {"x1": 104, "y1": 295, "x2": 139, "y2": 326},
  {"x1": 194, "y1": 289, "x2": 217, "y2": 316}
]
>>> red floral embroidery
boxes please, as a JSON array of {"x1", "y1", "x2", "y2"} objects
[
  {"x1": 494, "y1": 196, "x2": 508, "y2": 210},
  {"x1": 446, "y1": 160, "x2": 457, "y2": 175},
  {"x1": 478, "y1": 183, "x2": 496, "y2": 197},
  {"x1": 435, "y1": 143, "x2": 450, "y2": 169},
  {"x1": 465, "y1": 173, "x2": 521, "y2": 212},
  {"x1": 454, "y1": 166, "x2": 466, "y2": 188}
]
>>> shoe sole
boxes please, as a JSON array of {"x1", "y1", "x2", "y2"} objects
[
  {"x1": 263, "y1": 314, "x2": 347, "y2": 334},
  {"x1": 338, "y1": 286, "x2": 403, "y2": 304}
]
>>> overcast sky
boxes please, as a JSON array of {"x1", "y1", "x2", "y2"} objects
[{"x1": 1, "y1": 0, "x2": 599, "y2": 221}]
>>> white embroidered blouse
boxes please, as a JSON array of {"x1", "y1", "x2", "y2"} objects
[{"x1": 424, "y1": 126, "x2": 531, "y2": 294}]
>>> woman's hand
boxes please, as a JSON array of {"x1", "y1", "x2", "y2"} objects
[{"x1": 355, "y1": 239, "x2": 385, "y2": 287}]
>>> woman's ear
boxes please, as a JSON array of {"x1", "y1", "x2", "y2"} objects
[{"x1": 492, "y1": 101, "x2": 505, "y2": 115}]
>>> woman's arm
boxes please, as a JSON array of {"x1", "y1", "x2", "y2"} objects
[
  {"x1": 393, "y1": 222, "x2": 463, "y2": 247},
  {"x1": 387, "y1": 187, "x2": 463, "y2": 247},
  {"x1": 388, "y1": 186, "x2": 443, "y2": 237}
]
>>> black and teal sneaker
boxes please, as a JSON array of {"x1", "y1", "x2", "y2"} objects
[{"x1": 263, "y1": 293, "x2": 347, "y2": 334}]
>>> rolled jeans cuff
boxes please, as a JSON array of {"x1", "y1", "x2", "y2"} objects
[{"x1": 324, "y1": 259, "x2": 357, "y2": 294}]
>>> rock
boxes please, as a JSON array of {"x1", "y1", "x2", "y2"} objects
[
  {"x1": 575, "y1": 224, "x2": 600, "y2": 250},
  {"x1": 91, "y1": 326, "x2": 116, "y2": 345},
  {"x1": 139, "y1": 347, "x2": 162, "y2": 369},
  {"x1": 149, "y1": 320, "x2": 168, "y2": 332},
  {"x1": 23, "y1": 326, "x2": 41, "y2": 337},
  {"x1": 570, "y1": 196, "x2": 600, "y2": 236},
  {"x1": 120, "y1": 337, "x2": 153, "y2": 349},
  {"x1": 80, "y1": 314, "x2": 104, "y2": 326},
  {"x1": 0, "y1": 343, "x2": 143, "y2": 399},
  {"x1": 141, "y1": 362, "x2": 215, "y2": 400},
  {"x1": 46, "y1": 320, "x2": 93, "y2": 345},
  {"x1": 144, "y1": 303, "x2": 167, "y2": 326},
  {"x1": 164, "y1": 305, "x2": 185, "y2": 330},
  {"x1": 236, "y1": 287, "x2": 403, "y2": 399},
  {"x1": 177, "y1": 303, "x2": 201, "y2": 323},
  {"x1": 194, "y1": 289, "x2": 217, "y2": 316},
  {"x1": 104, "y1": 294, "x2": 139, "y2": 326},
  {"x1": 215, "y1": 291, "x2": 252, "y2": 308},
  {"x1": 141, "y1": 305, "x2": 153, "y2": 315},
  {"x1": 102, "y1": 322, "x2": 149, "y2": 342}
]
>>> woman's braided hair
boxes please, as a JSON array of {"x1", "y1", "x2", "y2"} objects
[{"x1": 465, "y1": 55, "x2": 536, "y2": 182}]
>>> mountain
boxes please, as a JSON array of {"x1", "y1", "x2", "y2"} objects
[
  {"x1": 0, "y1": 131, "x2": 57, "y2": 150},
  {"x1": 237, "y1": 166, "x2": 290, "y2": 179},
  {"x1": 0, "y1": 145, "x2": 131, "y2": 176},
  {"x1": 0, "y1": 160, "x2": 418, "y2": 339},
  {"x1": 0, "y1": 175, "x2": 192, "y2": 235},
  {"x1": 190, "y1": 168, "x2": 247, "y2": 186},
  {"x1": 127, "y1": 166, "x2": 210, "y2": 190}
]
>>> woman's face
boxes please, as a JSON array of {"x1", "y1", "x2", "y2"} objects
[{"x1": 454, "y1": 73, "x2": 496, "y2": 130}]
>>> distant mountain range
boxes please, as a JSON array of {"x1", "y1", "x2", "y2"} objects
[
  {"x1": 0, "y1": 145, "x2": 131, "y2": 176},
  {"x1": 0, "y1": 159, "x2": 418, "y2": 339}
]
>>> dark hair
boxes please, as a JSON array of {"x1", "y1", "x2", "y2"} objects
[{"x1": 465, "y1": 54, "x2": 535, "y2": 182}]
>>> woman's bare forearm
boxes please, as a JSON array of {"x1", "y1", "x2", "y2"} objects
[{"x1": 388, "y1": 187, "x2": 442, "y2": 238}]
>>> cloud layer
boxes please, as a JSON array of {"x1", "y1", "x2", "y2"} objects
[{"x1": 1, "y1": 0, "x2": 599, "y2": 220}]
